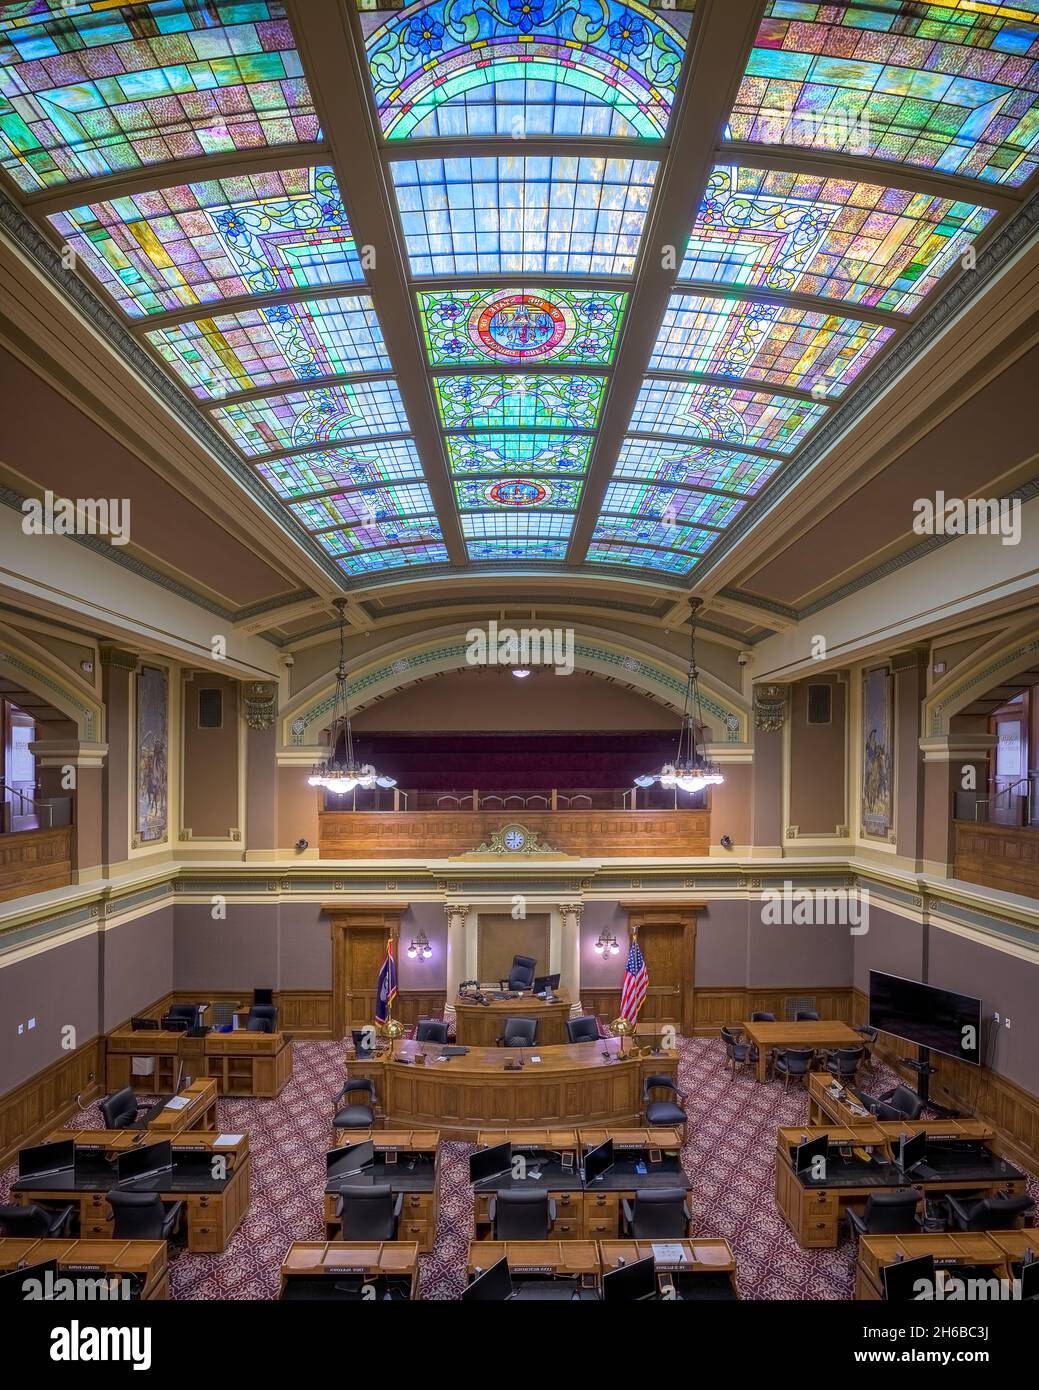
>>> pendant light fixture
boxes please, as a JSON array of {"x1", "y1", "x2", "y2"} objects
[
  {"x1": 307, "y1": 599, "x2": 397, "y2": 795},
  {"x1": 635, "y1": 600, "x2": 724, "y2": 795}
]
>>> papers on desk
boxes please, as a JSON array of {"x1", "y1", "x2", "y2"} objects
[
  {"x1": 163, "y1": 1096, "x2": 191, "y2": 1111},
  {"x1": 529, "y1": 1055, "x2": 542, "y2": 1064},
  {"x1": 651, "y1": 1243, "x2": 688, "y2": 1264},
  {"x1": 213, "y1": 1134, "x2": 243, "y2": 1147}
]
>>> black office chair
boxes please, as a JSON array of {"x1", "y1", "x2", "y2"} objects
[
  {"x1": 750, "y1": 1011, "x2": 776, "y2": 1022},
  {"x1": 854, "y1": 1024, "x2": 879, "y2": 1058},
  {"x1": 496, "y1": 1017, "x2": 538, "y2": 1048},
  {"x1": 333, "y1": 1078, "x2": 376, "y2": 1130},
  {"x1": 0, "y1": 1202, "x2": 76, "y2": 1238},
  {"x1": 505, "y1": 954, "x2": 537, "y2": 991},
  {"x1": 167, "y1": 1003, "x2": 202, "y2": 1026},
  {"x1": 415, "y1": 1019, "x2": 448, "y2": 1044},
  {"x1": 566, "y1": 1016, "x2": 600, "y2": 1043},
  {"x1": 108, "y1": 1191, "x2": 184, "y2": 1241},
  {"x1": 489, "y1": 1190, "x2": 556, "y2": 1240},
  {"x1": 794, "y1": 1009, "x2": 820, "y2": 1022},
  {"x1": 846, "y1": 1191, "x2": 921, "y2": 1240},
  {"x1": 643, "y1": 1074, "x2": 689, "y2": 1142},
  {"x1": 870, "y1": 1084, "x2": 926, "y2": 1122},
  {"x1": 824, "y1": 1046, "x2": 865, "y2": 1081},
  {"x1": 944, "y1": 1193, "x2": 1034, "y2": 1232},
  {"x1": 720, "y1": 1025, "x2": 758, "y2": 1075},
  {"x1": 245, "y1": 1003, "x2": 278, "y2": 1033},
  {"x1": 772, "y1": 1047, "x2": 815, "y2": 1089},
  {"x1": 100, "y1": 1085, "x2": 146, "y2": 1130},
  {"x1": 621, "y1": 1188, "x2": 691, "y2": 1239},
  {"x1": 337, "y1": 1185, "x2": 403, "y2": 1241}
]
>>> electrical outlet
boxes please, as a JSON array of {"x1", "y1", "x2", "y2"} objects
[
  {"x1": 27, "y1": 1017, "x2": 36, "y2": 1029},
  {"x1": 1005, "y1": 1017, "x2": 1011, "y2": 1028},
  {"x1": 994, "y1": 1011, "x2": 1001, "y2": 1024},
  {"x1": 17, "y1": 1022, "x2": 23, "y2": 1034}
]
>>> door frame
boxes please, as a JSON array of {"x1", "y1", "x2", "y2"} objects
[
  {"x1": 620, "y1": 902, "x2": 703, "y2": 1037},
  {"x1": 325, "y1": 904, "x2": 402, "y2": 1039}
]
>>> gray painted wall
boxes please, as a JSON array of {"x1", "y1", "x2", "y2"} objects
[
  {"x1": 101, "y1": 906, "x2": 173, "y2": 1031},
  {"x1": 0, "y1": 933, "x2": 100, "y2": 1094}
]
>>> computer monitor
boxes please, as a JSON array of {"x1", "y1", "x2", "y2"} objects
[
  {"x1": 462, "y1": 1258, "x2": 513, "y2": 1302},
  {"x1": 160, "y1": 1016, "x2": 189, "y2": 1033},
  {"x1": 1020, "y1": 1259, "x2": 1038, "y2": 1301},
  {"x1": 533, "y1": 974, "x2": 561, "y2": 993},
  {"x1": 602, "y1": 1256, "x2": 657, "y2": 1302},
  {"x1": 18, "y1": 1138, "x2": 75, "y2": 1180},
  {"x1": 0, "y1": 1260, "x2": 59, "y2": 1300},
  {"x1": 883, "y1": 1253, "x2": 935, "y2": 1301},
  {"x1": 584, "y1": 1138, "x2": 614, "y2": 1184},
  {"x1": 468, "y1": 1141, "x2": 512, "y2": 1186},
  {"x1": 130, "y1": 1016, "x2": 160, "y2": 1032},
  {"x1": 326, "y1": 1140, "x2": 375, "y2": 1182},
  {"x1": 116, "y1": 1139, "x2": 173, "y2": 1185},
  {"x1": 794, "y1": 1134, "x2": 830, "y2": 1176},
  {"x1": 351, "y1": 1028, "x2": 375, "y2": 1059},
  {"x1": 897, "y1": 1130, "x2": 927, "y2": 1174},
  {"x1": 253, "y1": 988, "x2": 274, "y2": 1006}
]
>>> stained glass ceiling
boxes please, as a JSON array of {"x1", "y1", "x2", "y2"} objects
[{"x1": 1, "y1": 0, "x2": 1036, "y2": 587}]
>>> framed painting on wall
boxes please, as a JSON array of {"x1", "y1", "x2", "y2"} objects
[
  {"x1": 861, "y1": 666, "x2": 893, "y2": 839},
  {"x1": 136, "y1": 664, "x2": 168, "y2": 844}
]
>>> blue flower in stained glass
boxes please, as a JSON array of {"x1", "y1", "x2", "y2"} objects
[
  {"x1": 406, "y1": 15, "x2": 445, "y2": 54},
  {"x1": 608, "y1": 12, "x2": 647, "y2": 55},
  {"x1": 508, "y1": 0, "x2": 545, "y2": 34}
]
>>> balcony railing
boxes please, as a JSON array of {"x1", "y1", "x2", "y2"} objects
[{"x1": 322, "y1": 785, "x2": 707, "y2": 813}]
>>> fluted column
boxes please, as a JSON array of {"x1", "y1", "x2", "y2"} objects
[
  {"x1": 442, "y1": 903, "x2": 471, "y2": 1026},
  {"x1": 558, "y1": 903, "x2": 584, "y2": 1017}
]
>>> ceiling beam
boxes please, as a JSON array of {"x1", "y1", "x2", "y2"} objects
[
  {"x1": 671, "y1": 278, "x2": 909, "y2": 330},
  {"x1": 381, "y1": 137, "x2": 666, "y2": 162},
  {"x1": 567, "y1": 0, "x2": 768, "y2": 564},
  {"x1": 642, "y1": 367, "x2": 835, "y2": 406},
  {"x1": 708, "y1": 591, "x2": 798, "y2": 632},
  {"x1": 284, "y1": 0, "x2": 467, "y2": 566}
]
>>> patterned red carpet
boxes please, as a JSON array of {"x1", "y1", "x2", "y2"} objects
[{"x1": 4, "y1": 1037, "x2": 1035, "y2": 1300}]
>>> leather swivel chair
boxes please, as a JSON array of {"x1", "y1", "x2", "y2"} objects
[
  {"x1": 167, "y1": 1003, "x2": 202, "y2": 1027},
  {"x1": 621, "y1": 1188, "x2": 691, "y2": 1239},
  {"x1": 338, "y1": 1185, "x2": 403, "y2": 1241},
  {"x1": 846, "y1": 1190, "x2": 920, "y2": 1240},
  {"x1": 415, "y1": 1019, "x2": 448, "y2": 1044},
  {"x1": 506, "y1": 955, "x2": 537, "y2": 991},
  {"x1": 489, "y1": 1190, "x2": 556, "y2": 1240},
  {"x1": 871, "y1": 1084, "x2": 926, "y2": 1122},
  {"x1": 565, "y1": 1016, "x2": 600, "y2": 1044},
  {"x1": 0, "y1": 1202, "x2": 76, "y2": 1238},
  {"x1": 333, "y1": 1078, "x2": 376, "y2": 1129},
  {"x1": 497, "y1": 1017, "x2": 538, "y2": 1048},
  {"x1": 945, "y1": 1193, "x2": 1034, "y2": 1232},
  {"x1": 750, "y1": 1011, "x2": 776, "y2": 1022},
  {"x1": 108, "y1": 1191, "x2": 184, "y2": 1241},
  {"x1": 245, "y1": 1003, "x2": 278, "y2": 1033},
  {"x1": 100, "y1": 1085, "x2": 144, "y2": 1130},
  {"x1": 794, "y1": 1009, "x2": 820, "y2": 1021}
]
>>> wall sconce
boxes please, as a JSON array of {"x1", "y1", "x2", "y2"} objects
[
  {"x1": 406, "y1": 930, "x2": 433, "y2": 960},
  {"x1": 594, "y1": 929, "x2": 620, "y2": 956}
]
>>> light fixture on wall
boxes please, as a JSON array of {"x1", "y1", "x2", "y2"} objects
[
  {"x1": 635, "y1": 600, "x2": 724, "y2": 795},
  {"x1": 307, "y1": 599, "x2": 397, "y2": 795},
  {"x1": 511, "y1": 668, "x2": 532, "y2": 679},
  {"x1": 594, "y1": 928, "x2": 620, "y2": 956},
  {"x1": 406, "y1": 930, "x2": 433, "y2": 960}
]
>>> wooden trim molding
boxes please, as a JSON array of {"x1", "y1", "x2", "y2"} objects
[
  {"x1": 692, "y1": 987, "x2": 855, "y2": 1033},
  {"x1": 0, "y1": 1036, "x2": 104, "y2": 1168}
]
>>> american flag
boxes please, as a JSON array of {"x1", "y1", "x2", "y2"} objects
[{"x1": 619, "y1": 939, "x2": 648, "y2": 1024}]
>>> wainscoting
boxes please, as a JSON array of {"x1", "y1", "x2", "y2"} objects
[
  {"x1": 954, "y1": 820, "x2": 1039, "y2": 898},
  {"x1": 0, "y1": 1036, "x2": 105, "y2": 1167},
  {"x1": 693, "y1": 988, "x2": 855, "y2": 1032},
  {"x1": 0, "y1": 825, "x2": 72, "y2": 903},
  {"x1": 169, "y1": 989, "x2": 446, "y2": 1040}
]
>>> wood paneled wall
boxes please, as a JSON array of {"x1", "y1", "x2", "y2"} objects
[
  {"x1": 694, "y1": 987, "x2": 855, "y2": 1032},
  {"x1": 0, "y1": 1035, "x2": 105, "y2": 1167},
  {"x1": 0, "y1": 825, "x2": 72, "y2": 903},
  {"x1": 954, "y1": 821, "x2": 1039, "y2": 898}
]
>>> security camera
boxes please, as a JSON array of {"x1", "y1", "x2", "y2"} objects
[
  {"x1": 737, "y1": 650, "x2": 751, "y2": 667},
  {"x1": 295, "y1": 838, "x2": 309, "y2": 852},
  {"x1": 281, "y1": 653, "x2": 295, "y2": 667},
  {"x1": 720, "y1": 835, "x2": 734, "y2": 850}
]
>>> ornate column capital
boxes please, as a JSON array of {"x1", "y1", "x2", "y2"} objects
[
  {"x1": 558, "y1": 902, "x2": 584, "y2": 921},
  {"x1": 754, "y1": 683, "x2": 789, "y2": 732},
  {"x1": 242, "y1": 680, "x2": 278, "y2": 731},
  {"x1": 444, "y1": 903, "x2": 471, "y2": 923}
]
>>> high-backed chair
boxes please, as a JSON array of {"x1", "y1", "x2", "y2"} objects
[
  {"x1": 945, "y1": 1193, "x2": 1034, "y2": 1232},
  {"x1": 338, "y1": 1185, "x2": 402, "y2": 1241},
  {"x1": 506, "y1": 955, "x2": 537, "y2": 991},
  {"x1": 245, "y1": 1003, "x2": 278, "y2": 1033},
  {"x1": 750, "y1": 1011, "x2": 776, "y2": 1022},
  {"x1": 489, "y1": 1190, "x2": 556, "y2": 1240},
  {"x1": 108, "y1": 1191, "x2": 184, "y2": 1241},
  {"x1": 621, "y1": 1188, "x2": 691, "y2": 1239},
  {"x1": 846, "y1": 1191, "x2": 921, "y2": 1240},
  {"x1": 0, "y1": 1202, "x2": 75, "y2": 1238},
  {"x1": 167, "y1": 1003, "x2": 203, "y2": 1027},
  {"x1": 720, "y1": 1025, "x2": 758, "y2": 1076},
  {"x1": 565, "y1": 1016, "x2": 600, "y2": 1044},
  {"x1": 497, "y1": 1017, "x2": 538, "y2": 1048},
  {"x1": 854, "y1": 1024, "x2": 879, "y2": 1059},
  {"x1": 333, "y1": 1078, "x2": 376, "y2": 1130},
  {"x1": 643, "y1": 1074, "x2": 688, "y2": 1141},
  {"x1": 415, "y1": 1019, "x2": 448, "y2": 1044},
  {"x1": 824, "y1": 1046, "x2": 865, "y2": 1081},
  {"x1": 100, "y1": 1085, "x2": 144, "y2": 1130},
  {"x1": 794, "y1": 1009, "x2": 820, "y2": 1022},
  {"x1": 772, "y1": 1047, "x2": 815, "y2": 1089},
  {"x1": 871, "y1": 1084, "x2": 926, "y2": 1122}
]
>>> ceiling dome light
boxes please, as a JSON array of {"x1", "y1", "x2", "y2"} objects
[
  {"x1": 511, "y1": 668, "x2": 532, "y2": 678},
  {"x1": 307, "y1": 599, "x2": 396, "y2": 796},
  {"x1": 635, "y1": 600, "x2": 724, "y2": 798}
]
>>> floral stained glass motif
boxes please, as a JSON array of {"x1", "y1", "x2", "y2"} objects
[
  {"x1": 315, "y1": 518, "x2": 443, "y2": 554},
  {"x1": 333, "y1": 543, "x2": 451, "y2": 575},
  {"x1": 591, "y1": 518, "x2": 716, "y2": 551},
  {"x1": 147, "y1": 295, "x2": 389, "y2": 398},
  {"x1": 214, "y1": 380, "x2": 410, "y2": 456},
  {"x1": 254, "y1": 441, "x2": 425, "y2": 498},
  {"x1": 630, "y1": 378, "x2": 827, "y2": 453},
  {"x1": 418, "y1": 287, "x2": 627, "y2": 367},
  {"x1": 586, "y1": 543, "x2": 700, "y2": 574},
  {"x1": 680, "y1": 165, "x2": 995, "y2": 315},
  {"x1": 50, "y1": 166, "x2": 363, "y2": 318},
  {"x1": 0, "y1": 0, "x2": 318, "y2": 193},
  {"x1": 650, "y1": 293, "x2": 894, "y2": 397},
  {"x1": 391, "y1": 155, "x2": 659, "y2": 276},
  {"x1": 467, "y1": 538, "x2": 570, "y2": 560},
  {"x1": 288, "y1": 483, "x2": 435, "y2": 531},
  {"x1": 455, "y1": 477, "x2": 583, "y2": 510},
  {"x1": 730, "y1": 1, "x2": 1039, "y2": 188},
  {"x1": 435, "y1": 374, "x2": 605, "y2": 431},
  {"x1": 445, "y1": 432, "x2": 593, "y2": 476},
  {"x1": 612, "y1": 439, "x2": 781, "y2": 495},
  {"x1": 602, "y1": 481, "x2": 747, "y2": 530},
  {"x1": 364, "y1": 0, "x2": 687, "y2": 139}
]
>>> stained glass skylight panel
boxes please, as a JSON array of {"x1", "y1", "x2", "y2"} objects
[
  {"x1": 435, "y1": 374, "x2": 605, "y2": 431},
  {"x1": 0, "y1": 0, "x2": 318, "y2": 193},
  {"x1": 730, "y1": 0, "x2": 1039, "y2": 188},
  {"x1": 315, "y1": 518, "x2": 443, "y2": 554},
  {"x1": 613, "y1": 439, "x2": 782, "y2": 495},
  {"x1": 418, "y1": 288, "x2": 627, "y2": 368},
  {"x1": 288, "y1": 483, "x2": 435, "y2": 531},
  {"x1": 445, "y1": 432, "x2": 593, "y2": 476},
  {"x1": 147, "y1": 295, "x2": 390, "y2": 398},
  {"x1": 50, "y1": 167, "x2": 363, "y2": 318},
  {"x1": 462, "y1": 512, "x2": 574, "y2": 541},
  {"x1": 650, "y1": 293, "x2": 894, "y2": 397},
  {"x1": 455, "y1": 476, "x2": 583, "y2": 511},
  {"x1": 630, "y1": 378, "x2": 827, "y2": 453},
  {"x1": 334, "y1": 543, "x2": 451, "y2": 575},
  {"x1": 390, "y1": 156, "x2": 659, "y2": 276},
  {"x1": 214, "y1": 380, "x2": 410, "y2": 456},
  {"x1": 467, "y1": 539, "x2": 570, "y2": 561},
  {"x1": 602, "y1": 482, "x2": 747, "y2": 530},
  {"x1": 586, "y1": 543, "x2": 699, "y2": 574},
  {"x1": 591, "y1": 518, "x2": 715, "y2": 551},
  {"x1": 363, "y1": 0, "x2": 689, "y2": 139},
  {"x1": 254, "y1": 441, "x2": 425, "y2": 498},
  {"x1": 679, "y1": 165, "x2": 996, "y2": 315}
]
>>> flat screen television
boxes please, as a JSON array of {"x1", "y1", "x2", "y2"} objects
[{"x1": 868, "y1": 970, "x2": 982, "y2": 1067}]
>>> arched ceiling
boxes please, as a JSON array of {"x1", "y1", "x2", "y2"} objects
[{"x1": 1, "y1": 0, "x2": 1039, "y2": 649}]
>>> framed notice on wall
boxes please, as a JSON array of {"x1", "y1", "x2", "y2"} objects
[
  {"x1": 861, "y1": 666, "x2": 893, "y2": 839},
  {"x1": 136, "y1": 664, "x2": 169, "y2": 844}
]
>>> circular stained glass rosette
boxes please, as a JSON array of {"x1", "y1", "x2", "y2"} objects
[
  {"x1": 484, "y1": 478, "x2": 552, "y2": 508},
  {"x1": 471, "y1": 293, "x2": 575, "y2": 362}
]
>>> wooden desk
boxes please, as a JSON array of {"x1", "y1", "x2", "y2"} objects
[
  {"x1": 744, "y1": 1020, "x2": 863, "y2": 1082},
  {"x1": 142, "y1": 1077, "x2": 219, "y2": 1134},
  {"x1": 454, "y1": 989, "x2": 572, "y2": 1047},
  {"x1": 991, "y1": 1230, "x2": 1039, "y2": 1264},
  {"x1": 17, "y1": 1131, "x2": 251, "y2": 1254},
  {"x1": 600, "y1": 1239, "x2": 739, "y2": 1298},
  {"x1": 345, "y1": 1037, "x2": 678, "y2": 1137},
  {"x1": 323, "y1": 1130, "x2": 440, "y2": 1252},
  {"x1": 0, "y1": 1237, "x2": 169, "y2": 1299},
  {"x1": 807, "y1": 1073, "x2": 998, "y2": 1139},
  {"x1": 280, "y1": 1242, "x2": 420, "y2": 1300},
  {"x1": 107, "y1": 1028, "x2": 292, "y2": 1098},
  {"x1": 466, "y1": 1239, "x2": 601, "y2": 1298},
  {"x1": 856, "y1": 1232, "x2": 1008, "y2": 1300}
]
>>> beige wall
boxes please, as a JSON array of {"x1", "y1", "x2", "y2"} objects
[
  {"x1": 181, "y1": 673, "x2": 240, "y2": 839},
  {"x1": 788, "y1": 676, "x2": 847, "y2": 835}
]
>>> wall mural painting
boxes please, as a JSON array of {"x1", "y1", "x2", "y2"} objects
[
  {"x1": 861, "y1": 666, "x2": 893, "y2": 840},
  {"x1": 136, "y1": 664, "x2": 168, "y2": 845}
]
